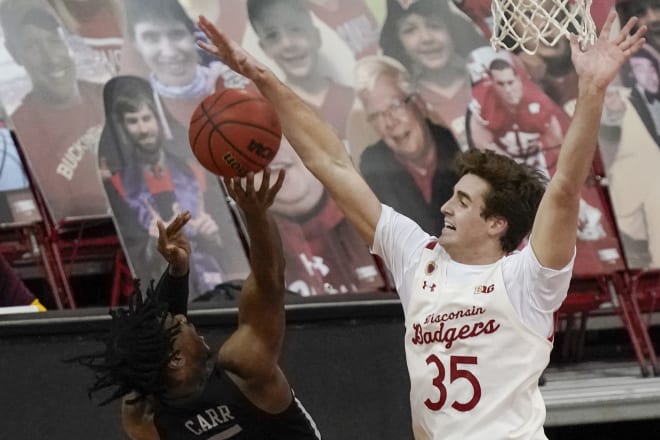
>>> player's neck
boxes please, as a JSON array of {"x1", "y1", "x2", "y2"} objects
[
  {"x1": 444, "y1": 241, "x2": 506, "y2": 265},
  {"x1": 163, "y1": 359, "x2": 214, "y2": 404}
]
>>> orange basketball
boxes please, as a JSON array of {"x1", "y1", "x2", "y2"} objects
[{"x1": 188, "y1": 88, "x2": 282, "y2": 177}]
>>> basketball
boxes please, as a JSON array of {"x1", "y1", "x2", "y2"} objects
[{"x1": 188, "y1": 88, "x2": 282, "y2": 177}]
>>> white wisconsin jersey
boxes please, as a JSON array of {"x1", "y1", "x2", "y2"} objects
[{"x1": 405, "y1": 241, "x2": 551, "y2": 440}]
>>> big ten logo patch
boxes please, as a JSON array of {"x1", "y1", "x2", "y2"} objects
[{"x1": 473, "y1": 284, "x2": 495, "y2": 295}]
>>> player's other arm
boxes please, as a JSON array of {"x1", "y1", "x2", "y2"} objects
[
  {"x1": 197, "y1": 16, "x2": 382, "y2": 246},
  {"x1": 153, "y1": 212, "x2": 192, "y2": 316},
  {"x1": 218, "y1": 170, "x2": 292, "y2": 411},
  {"x1": 530, "y1": 12, "x2": 646, "y2": 269}
]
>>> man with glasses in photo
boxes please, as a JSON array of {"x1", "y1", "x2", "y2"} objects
[{"x1": 355, "y1": 55, "x2": 460, "y2": 235}]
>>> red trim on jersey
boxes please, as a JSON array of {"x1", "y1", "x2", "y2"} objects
[
  {"x1": 548, "y1": 311, "x2": 559, "y2": 343},
  {"x1": 426, "y1": 241, "x2": 439, "y2": 250}
]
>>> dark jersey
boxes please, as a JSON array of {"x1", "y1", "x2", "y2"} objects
[{"x1": 154, "y1": 367, "x2": 321, "y2": 439}]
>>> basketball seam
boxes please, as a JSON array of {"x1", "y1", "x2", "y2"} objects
[
  {"x1": 190, "y1": 89, "x2": 230, "y2": 124},
  {"x1": 190, "y1": 92, "x2": 281, "y2": 175},
  {"x1": 193, "y1": 97, "x2": 274, "y2": 154},
  {"x1": 214, "y1": 120, "x2": 281, "y2": 139},
  {"x1": 213, "y1": 128, "x2": 271, "y2": 168},
  {"x1": 202, "y1": 98, "x2": 280, "y2": 138},
  {"x1": 190, "y1": 91, "x2": 233, "y2": 154}
]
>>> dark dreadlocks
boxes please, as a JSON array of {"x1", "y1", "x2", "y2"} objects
[{"x1": 68, "y1": 280, "x2": 181, "y2": 406}]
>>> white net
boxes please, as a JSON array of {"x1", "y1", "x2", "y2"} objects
[{"x1": 490, "y1": 0, "x2": 597, "y2": 55}]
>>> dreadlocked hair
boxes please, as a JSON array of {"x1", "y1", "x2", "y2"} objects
[{"x1": 67, "y1": 279, "x2": 181, "y2": 406}]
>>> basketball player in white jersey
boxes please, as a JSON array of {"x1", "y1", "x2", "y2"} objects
[{"x1": 196, "y1": 11, "x2": 647, "y2": 440}]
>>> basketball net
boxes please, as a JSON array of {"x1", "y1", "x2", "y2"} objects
[{"x1": 490, "y1": 0, "x2": 597, "y2": 55}]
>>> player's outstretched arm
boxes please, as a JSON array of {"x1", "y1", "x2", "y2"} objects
[
  {"x1": 153, "y1": 211, "x2": 192, "y2": 316},
  {"x1": 530, "y1": 12, "x2": 646, "y2": 269},
  {"x1": 218, "y1": 169, "x2": 292, "y2": 410},
  {"x1": 197, "y1": 16, "x2": 382, "y2": 246}
]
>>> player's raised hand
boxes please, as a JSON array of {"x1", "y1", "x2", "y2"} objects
[
  {"x1": 571, "y1": 11, "x2": 647, "y2": 91},
  {"x1": 224, "y1": 168, "x2": 285, "y2": 217},
  {"x1": 156, "y1": 211, "x2": 192, "y2": 276},
  {"x1": 196, "y1": 15, "x2": 268, "y2": 83}
]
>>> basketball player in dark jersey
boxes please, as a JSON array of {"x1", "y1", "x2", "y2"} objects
[{"x1": 73, "y1": 168, "x2": 322, "y2": 439}]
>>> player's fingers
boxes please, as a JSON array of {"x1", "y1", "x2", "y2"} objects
[
  {"x1": 167, "y1": 211, "x2": 190, "y2": 235},
  {"x1": 223, "y1": 176, "x2": 237, "y2": 199},
  {"x1": 197, "y1": 40, "x2": 218, "y2": 56},
  {"x1": 267, "y1": 169, "x2": 286, "y2": 204},
  {"x1": 626, "y1": 26, "x2": 648, "y2": 50},
  {"x1": 232, "y1": 175, "x2": 246, "y2": 198},
  {"x1": 627, "y1": 36, "x2": 647, "y2": 58},
  {"x1": 259, "y1": 168, "x2": 271, "y2": 195},
  {"x1": 600, "y1": 10, "x2": 617, "y2": 42},
  {"x1": 245, "y1": 172, "x2": 255, "y2": 197},
  {"x1": 614, "y1": 16, "x2": 639, "y2": 45},
  {"x1": 198, "y1": 15, "x2": 222, "y2": 42},
  {"x1": 157, "y1": 220, "x2": 167, "y2": 248}
]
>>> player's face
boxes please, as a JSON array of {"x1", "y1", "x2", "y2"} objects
[
  {"x1": 491, "y1": 68, "x2": 523, "y2": 107},
  {"x1": 257, "y1": 137, "x2": 324, "y2": 216},
  {"x1": 122, "y1": 103, "x2": 162, "y2": 153},
  {"x1": 362, "y1": 74, "x2": 432, "y2": 162},
  {"x1": 18, "y1": 23, "x2": 77, "y2": 105},
  {"x1": 397, "y1": 13, "x2": 454, "y2": 71},
  {"x1": 133, "y1": 19, "x2": 199, "y2": 87},
  {"x1": 168, "y1": 314, "x2": 213, "y2": 378},
  {"x1": 255, "y1": 6, "x2": 321, "y2": 80},
  {"x1": 620, "y1": 0, "x2": 660, "y2": 51},
  {"x1": 630, "y1": 57, "x2": 660, "y2": 93},
  {"x1": 438, "y1": 174, "x2": 495, "y2": 254}
]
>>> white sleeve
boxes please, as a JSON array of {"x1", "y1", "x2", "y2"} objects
[
  {"x1": 502, "y1": 245, "x2": 575, "y2": 337},
  {"x1": 371, "y1": 205, "x2": 433, "y2": 312}
]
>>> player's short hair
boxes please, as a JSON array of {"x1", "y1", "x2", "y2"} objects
[
  {"x1": 354, "y1": 55, "x2": 416, "y2": 101},
  {"x1": 246, "y1": 0, "x2": 312, "y2": 32},
  {"x1": 0, "y1": 1, "x2": 60, "y2": 55},
  {"x1": 123, "y1": 0, "x2": 196, "y2": 39},
  {"x1": 456, "y1": 150, "x2": 547, "y2": 253},
  {"x1": 67, "y1": 281, "x2": 181, "y2": 406}
]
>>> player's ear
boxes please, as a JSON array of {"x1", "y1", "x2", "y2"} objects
[{"x1": 488, "y1": 216, "x2": 508, "y2": 237}]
